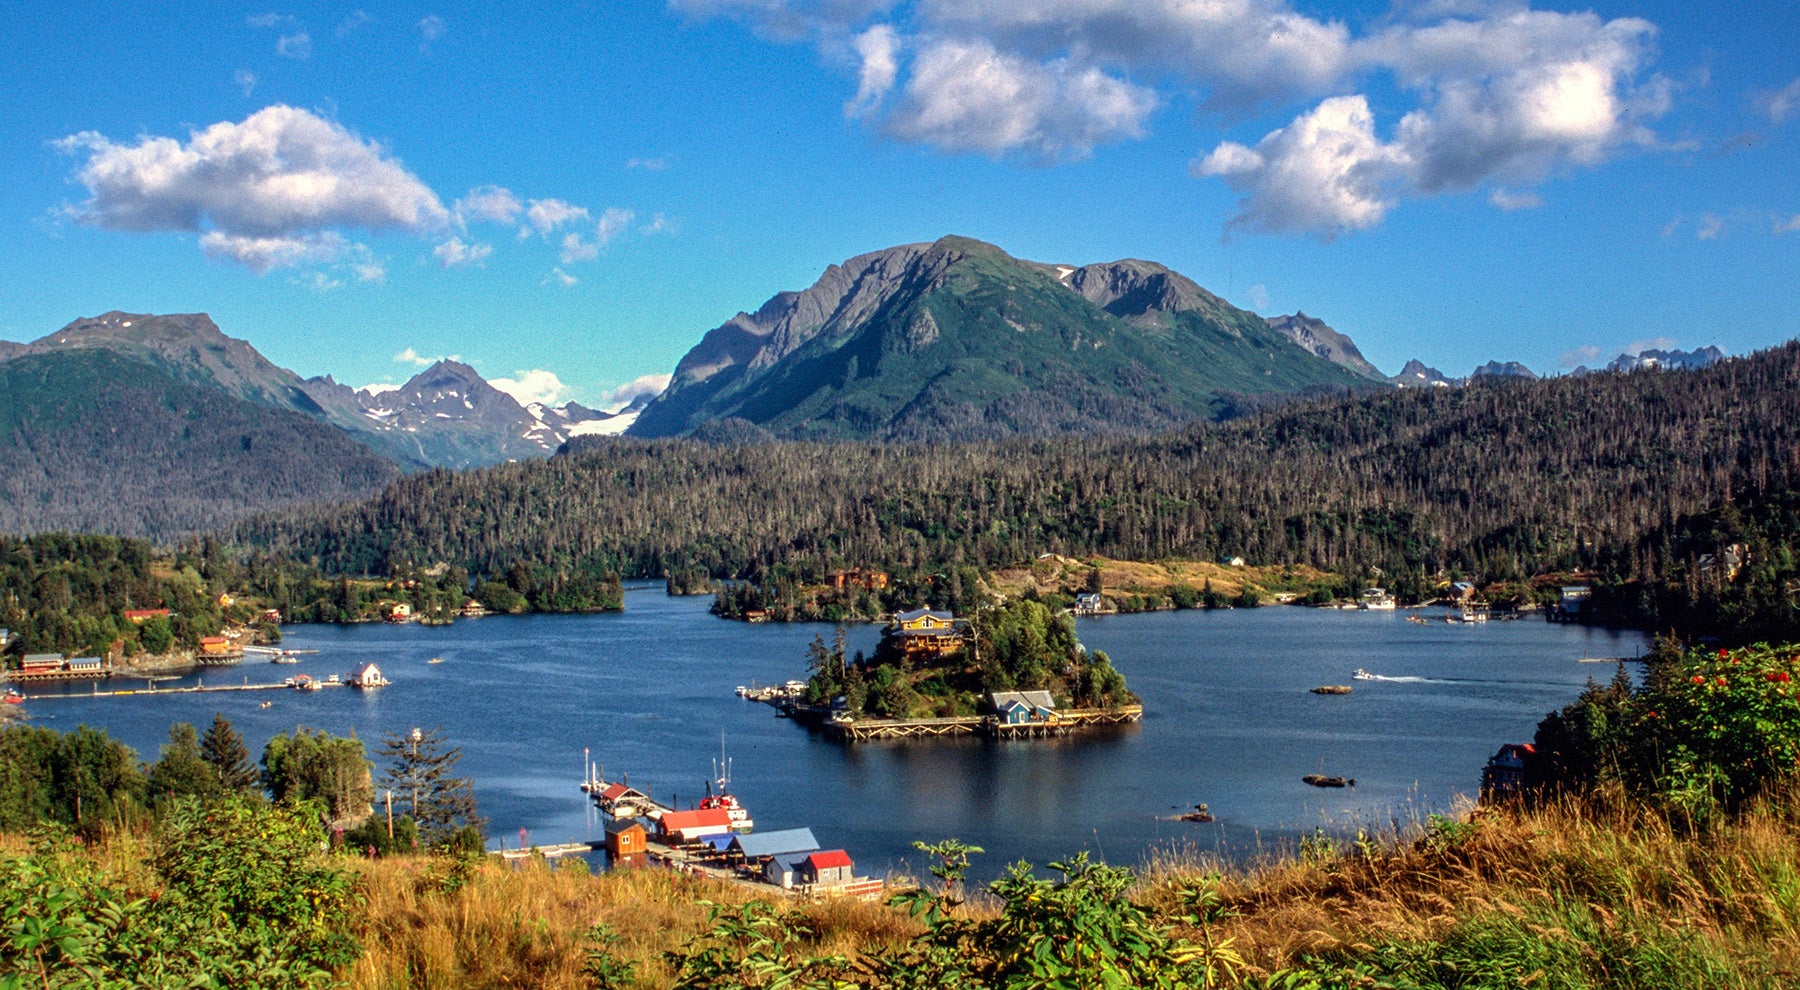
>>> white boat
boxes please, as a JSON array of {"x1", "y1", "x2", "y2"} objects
[{"x1": 1352, "y1": 668, "x2": 1376, "y2": 680}]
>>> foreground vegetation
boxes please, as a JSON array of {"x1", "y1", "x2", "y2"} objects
[{"x1": 7, "y1": 640, "x2": 1800, "y2": 987}]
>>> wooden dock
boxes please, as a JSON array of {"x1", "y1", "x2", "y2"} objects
[
  {"x1": 823, "y1": 705, "x2": 1144, "y2": 742},
  {"x1": 17, "y1": 678, "x2": 349, "y2": 700},
  {"x1": 493, "y1": 841, "x2": 600, "y2": 861}
]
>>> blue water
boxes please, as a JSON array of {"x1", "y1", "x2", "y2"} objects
[{"x1": 17, "y1": 587, "x2": 1645, "y2": 879}]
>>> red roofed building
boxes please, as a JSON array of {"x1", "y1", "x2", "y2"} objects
[
  {"x1": 656, "y1": 807, "x2": 734, "y2": 843},
  {"x1": 799, "y1": 849, "x2": 855, "y2": 887}
]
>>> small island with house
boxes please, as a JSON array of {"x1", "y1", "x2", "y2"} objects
[{"x1": 758, "y1": 596, "x2": 1143, "y2": 743}]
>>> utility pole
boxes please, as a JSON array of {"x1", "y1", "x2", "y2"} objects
[{"x1": 409, "y1": 726, "x2": 422, "y2": 817}]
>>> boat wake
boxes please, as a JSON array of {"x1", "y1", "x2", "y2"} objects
[{"x1": 1360, "y1": 674, "x2": 1446, "y2": 683}]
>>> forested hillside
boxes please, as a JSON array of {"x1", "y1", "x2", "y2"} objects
[
  {"x1": 236, "y1": 343, "x2": 1800, "y2": 637},
  {"x1": 0, "y1": 350, "x2": 401, "y2": 539}
]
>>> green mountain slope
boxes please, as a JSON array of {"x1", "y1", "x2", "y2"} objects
[
  {"x1": 629, "y1": 236, "x2": 1375, "y2": 440},
  {"x1": 0, "y1": 350, "x2": 402, "y2": 538}
]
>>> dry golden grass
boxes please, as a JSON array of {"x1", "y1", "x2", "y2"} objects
[
  {"x1": 343, "y1": 856, "x2": 920, "y2": 990},
  {"x1": 1137, "y1": 790, "x2": 1800, "y2": 983},
  {"x1": 988, "y1": 554, "x2": 1336, "y2": 602}
]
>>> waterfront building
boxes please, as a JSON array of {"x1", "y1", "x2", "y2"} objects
[{"x1": 884, "y1": 608, "x2": 965, "y2": 659}]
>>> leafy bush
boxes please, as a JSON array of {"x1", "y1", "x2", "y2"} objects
[{"x1": 1532, "y1": 641, "x2": 1800, "y2": 819}]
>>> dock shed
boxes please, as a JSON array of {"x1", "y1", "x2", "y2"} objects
[
  {"x1": 729, "y1": 828, "x2": 820, "y2": 861},
  {"x1": 766, "y1": 851, "x2": 813, "y2": 888},
  {"x1": 605, "y1": 819, "x2": 648, "y2": 865},
  {"x1": 799, "y1": 849, "x2": 855, "y2": 888},
  {"x1": 990, "y1": 690, "x2": 1058, "y2": 724},
  {"x1": 657, "y1": 808, "x2": 734, "y2": 843},
  {"x1": 20, "y1": 654, "x2": 64, "y2": 672}
]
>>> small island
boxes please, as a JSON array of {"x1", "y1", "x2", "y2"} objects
[{"x1": 768, "y1": 596, "x2": 1142, "y2": 742}]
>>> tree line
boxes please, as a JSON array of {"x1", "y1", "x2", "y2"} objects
[
  {"x1": 227, "y1": 343, "x2": 1800, "y2": 640},
  {"x1": 0, "y1": 716, "x2": 483, "y2": 853}
]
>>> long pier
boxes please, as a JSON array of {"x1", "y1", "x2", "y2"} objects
[
  {"x1": 18, "y1": 679, "x2": 349, "y2": 700},
  {"x1": 821, "y1": 705, "x2": 1145, "y2": 742}
]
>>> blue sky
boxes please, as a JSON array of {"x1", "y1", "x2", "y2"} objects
[{"x1": 2, "y1": 1, "x2": 1796, "y2": 408}]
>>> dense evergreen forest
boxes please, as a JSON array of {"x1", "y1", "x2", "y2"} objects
[
  {"x1": 0, "y1": 534, "x2": 233, "y2": 658},
  {"x1": 232, "y1": 342, "x2": 1800, "y2": 639}
]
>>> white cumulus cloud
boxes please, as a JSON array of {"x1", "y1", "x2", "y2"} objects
[
  {"x1": 542, "y1": 267, "x2": 579, "y2": 287},
  {"x1": 596, "y1": 207, "x2": 636, "y2": 244},
  {"x1": 1196, "y1": 95, "x2": 1403, "y2": 237},
  {"x1": 846, "y1": 24, "x2": 899, "y2": 117},
  {"x1": 1760, "y1": 78, "x2": 1800, "y2": 125},
  {"x1": 888, "y1": 38, "x2": 1156, "y2": 160},
  {"x1": 675, "y1": 0, "x2": 1674, "y2": 235},
  {"x1": 1489, "y1": 188, "x2": 1542, "y2": 211},
  {"x1": 490, "y1": 369, "x2": 570, "y2": 407},
  {"x1": 525, "y1": 198, "x2": 591, "y2": 235},
  {"x1": 560, "y1": 233, "x2": 598, "y2": 264},
  {"x1": 433, "y1": 236, "x2": 493, "y2": 268},
  {"x1": 57, "y1": 105, "x2": 449, "y2": 271},
  {"x1": 453, "y1": 185, "x2": 523, "y2": 226},
  {"x1": 606, "y1": 373, "x2": 672, "y2": 410}
]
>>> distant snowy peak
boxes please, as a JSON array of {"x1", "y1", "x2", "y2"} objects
[
  {"x1": 1600, "y1": 346, "x2": 1725, "y2": 374},
  {"x1": 1391, "y1": 359, "x2": 1460, "y2": 388}
]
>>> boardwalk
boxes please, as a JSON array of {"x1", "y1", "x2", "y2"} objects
[
  {"x1": 823, "y1": 705, "x2": 1144, "y2": 742},
  {"x1": 19, "y1": 679, "x2": 348, "y2": 700}
]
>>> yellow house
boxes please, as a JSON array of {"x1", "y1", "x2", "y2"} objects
[{"x1": 885, "y1": 608, "x2": 964, "y2": 658}]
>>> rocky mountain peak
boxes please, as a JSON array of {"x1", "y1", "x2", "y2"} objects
[
  {"x1": 1264, "y1": 312, "x2": 1386, "y2": 380},
  {"x1": 1064, "y1": 259, "x2": 1222, "y2": 323}
]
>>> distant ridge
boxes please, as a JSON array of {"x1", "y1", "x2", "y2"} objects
[
  {"x1": 0, "y1": 349, "x2": 401, "y2": 538},
  {"x1": 3, "y1": 311, "x2": 618, "y2": 471}
]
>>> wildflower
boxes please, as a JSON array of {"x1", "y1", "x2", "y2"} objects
[
  {"x1": 1720, "y1": 649, "x2": 1730, "y2": 659},
  {"x1": 1718, "y1": 676, "x2": 1729, "y2": 686},
  {"x1": 1692, "y1": 675, "x2": 1706, "y2": 685}
]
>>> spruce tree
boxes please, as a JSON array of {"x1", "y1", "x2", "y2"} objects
[
  {"x1": 200, "y1": 712, "x2": 258, "y2": 794},
  {"x1": 377, "y1": 726, "x2": 484, "y2": 846},
  {"x1": 147, "y1": 722, "x2": 221, "y2": 807}
]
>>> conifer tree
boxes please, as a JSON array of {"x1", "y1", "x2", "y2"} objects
[
  {"x1": 200, "y1": 712, "x2": 258, "y2": 794},
  {"x1": 377, "y1": 726, "x2": 484, "y2": 846}
]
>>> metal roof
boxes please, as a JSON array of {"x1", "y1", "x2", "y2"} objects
[
  {"x1": 731, "y1": 827, "x2": 820, "y2": 858},
  {"x1": 659, "y1": 808, "x2": 734, "y2": 831},
  {"x1": 893, "y1": 608, "x2": 953, "y2": 623},
  {"x1": 806, "y1": 849, "x2": 853, "y2": 870},
  {"x1": 604, "y1": 818, "x2": 645, "y2": 836},
  {"x1": 990, "y1": 690, "x2": 1056, "y2": 712}
]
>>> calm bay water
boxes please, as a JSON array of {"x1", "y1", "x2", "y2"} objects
[{"x1": 20, "y1": 586, "x2": 1645, "y2": 878}]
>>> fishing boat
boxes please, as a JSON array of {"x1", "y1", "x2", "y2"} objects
[
  {"x1": 698, "y1": 737, "x2": 755, "y2": 831},
  {"x1": 3, "y1": 689, "x2": 23, "y2": 705},
  {"x1": 1352, "y1": 668, "x2": 1376, "y2": 680},
  {"x1": 428, "y1": 656, "x2": 445, "y2": 665},
  {"x1": 270, "y1": 655, "x2": 300, "y2": 664}
]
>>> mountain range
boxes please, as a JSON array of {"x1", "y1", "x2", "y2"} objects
[
  {"x1": 1, "y1": 312, "x2": 629, "y2": 472},
  {"x1": 0, "y1": 236, "x2": 1733, "y2": 536}
]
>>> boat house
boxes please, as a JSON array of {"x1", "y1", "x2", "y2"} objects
[
  {"x1": 990, "y1": 690, "x2": 1058, "y2": 725},
  {"x1": 798, "y1": 849, "x2": 855, "y2": 888},
  {"x1": 349, "y1": 662, "x2": 388, "y2": 688},
  {"x1": 729, "y1": 828, "x2": 821, "y2": 886},
  {"x1": 657, "y1": 808, "x2": 734, "y2": 844},
  {"x1": 605, "y1": 819, "x2": 648, "y2": 865}
]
